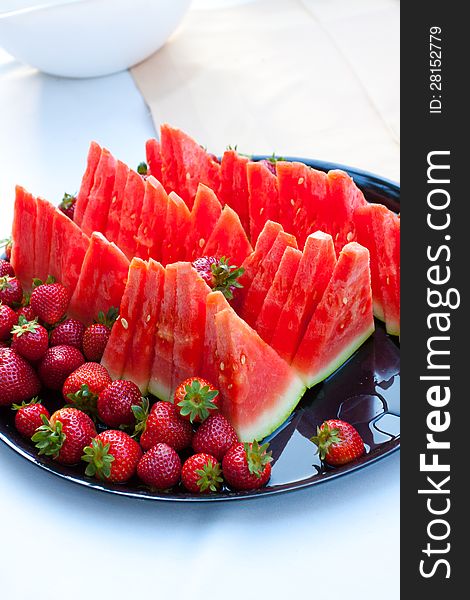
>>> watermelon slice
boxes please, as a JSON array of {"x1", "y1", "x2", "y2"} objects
[
  {"x1": 74, "y1": 141, "x2": 102, "y2": 227},
  {"x1": 68, "y1": 232, "x2": 130, "y2": 325},
  {"x1": 161, "y1": 192, "x2": 191, "y2": 265},
  {"x1": 101, "y1": 258, "x2": 148, "y2": 381},
  {"x1": 215, "y1": 308, "x2": 306, "y2": 441},
  {"x1": 292, "y1": 242, "x2": 375, "y2": 387},
  {"x1": 202, "y1": 205, "x2": 253, "y2": 267},
  {"x1": 220, "y1": 150, "x2": 250, "y2": 234},
  {"x1": 33, "y1": 197, "x2": 57, "y2": 283},
  {"x1": 149, "y1": 264, "x2": 178, "y2": 401},
  {"x1": 104, "y1": 160, "x2": 130, "y2": 245},
  {"x1": 10, "y1": 186, "x2": 38, "y2": 291},
  {"x1": 145, "y1": 138, "x2": 163, "y2": 183},
  {"x1": 240, "y1": 230, "x2": 298, "y2": 328},
  {"x1": 187, "y1": 184, "x2": 223, "y2": 261},
  {"x1": 254, "y1": 246, "x2": 302, "y2": 344},
  {"x1": 160, "y1": 124, "x2": 221, "y2": 210},
  {"x1": 135, "y1": 176, "x2": 169, "y2": 262},
  {"x1": 200, "y1": 291, "x2": 232, "y2": 387},
  {"x1": 270, "y1": 231, "x2": 337, "y2": 363},
  {"x1": 247, "y1": 161, "x2": 280, "y2": 243},
  {"x1": 117, "y1": 169, "x2": 146, "y2": 260},
  {"x1": 80, "y1": 148, "x2": 116, "y2": 237}
]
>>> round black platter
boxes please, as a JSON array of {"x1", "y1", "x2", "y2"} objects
[{"x1": 0, "y1": 156, "x2": 400, "y2": 502}]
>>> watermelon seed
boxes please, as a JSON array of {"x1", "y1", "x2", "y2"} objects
[
  {"x1": 290, "y1": 199, "x2": 295, "y2": 206},
  {"x1": 343, "y1": 297, "x2": 348, "y2": 305},
  {"x1": 146, "y1": 314, "x2": 151, "y2": 323},
  {"x1": 260, "y1": 208, "x2": 264, "y2": 216},
  {"x1": 199, "y1": 238, "x2": 205, "y2": 248},
  {"x1": 339, "y1": 323, "x2": 345, "y2": 329},
  {"x1": 219, "y1": 362, "x2": 225, "y2": 371},
  {"x1": 347, "y1": 231, "x2": 354, "y2": 241},
  {"x1": 121, "y1": 318, "x2": 129, "y2": 330},
  {"x1": 240, "y1": 354, "x2": 246, "y2": 365},
  {"x1": 298, "y1": 177, "x2": 304, "y2": 185},
  {"x1": 386, "y1": 276, "x2": 390, "y2": 285},
  {"x1": 186, "y1": 172, "x2": 191, "y2": 180}
]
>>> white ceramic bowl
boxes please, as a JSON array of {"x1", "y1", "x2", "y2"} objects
[{"x1": 0, "y1": 0, "x2": 192, "y2": 78}]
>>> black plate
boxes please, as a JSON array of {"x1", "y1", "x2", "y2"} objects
[{"x1": 0, "y1": 157, "x2": 400, "y2": 502}]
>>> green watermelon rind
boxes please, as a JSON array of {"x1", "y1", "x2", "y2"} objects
[{"x1": 148, "y1": 379, "x2": 172, "y2": 402}]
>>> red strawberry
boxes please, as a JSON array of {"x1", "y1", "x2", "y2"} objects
[
  {"x1": 0, "y1": 259, "x2": 14, "y2": 277},
  {"x1": 310, "y1": 419, "x2": 365, "y2": 466},
  {"x1": 0, "y1": 276, "x2": 23, "y2": 307},
  {"x1": 0, "y1": 303, "x2": 18, "y2": 341},
  {"x1": 12, "y1": 398, "x2": 50, "y2": 438},
  {"x1": 82, "y1": 308, "x2": 118, "y2": 362},
  {"x1": 181, "y1": 453, "x2": 223, "y2": 493},
  {"x1": 0, "y1": 348, "x2": 41, "y2": 406},
  {"x1": 82, "y1": 429, "x2": 142, "y2": 483},
  {"x1": 137, "y1": 443, "x2": 182, "y2": 489},
  {"x1": 192, "y1": 413, "x2": 239, "y2": 461},
  {"x1": 174, "y1": 377, "x2": 220, "y2": 423},
  {"x1": 192, "y1": 256, "x2": 244, "y2": 300},
  {"x1": 17, "y1": 305, "x2": 36, "y2": 321},
  {"x1": 97, "y1": 379, "x2": 142, "y2": 428},
  {"x1": 62, "y1": 362, "x2": 112, "y2": 415},
  {"x1": 259, "y1": 155, "x2": 284, "y2": 175},
  {"x1": 11, "y1": 316, "x2": 49, "y2": 361},
  {"x1": 50, "y1": 318, "x2": 85, "y2": 350},
  {"x1": 31, "y1": 407, "x2": 96, "y2": 465},
  {"x1": 222, "y1": 441, "x2": 272, "y2": 491},
  {"x1": 30, "y1": 279, "x2": 70, "y2": 324},
  {"x1": 38, "y1": 344, "x2": 85, "y2": 390},
  {"x1": 59, "y1": 192, "x2": 76, "y2": 220},
  {"x1": 135, "y1": 400, "x2": 193, "y2": 452}
]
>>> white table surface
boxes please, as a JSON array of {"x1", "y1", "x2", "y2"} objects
[{"x1": 0, "y1": 17, "x2": 399, "y2": 599}]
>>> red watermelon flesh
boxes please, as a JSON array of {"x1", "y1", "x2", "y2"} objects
[
  {"x1": 172, "y1": 262, "x2": 212, "y2": 391},
  {"x1": 117, "y1": 169, "x2": 146, "y2": 260},
  {"x1": 101, "y1": 258, "x2": 147, "y2": 381},
  {"x1": 68, "y1": 232, "x2": 129, "y2": 325},
  {"x1": 240, "y1": 230, "x2": 298, "y2": 328},
  {"x1": 202, "y1": 205, "x2": 253, "y2": 267},
  {"x1": 105, "y1": 160, "x2": 130, "y2": 245},
  {"x1": 270, "y1": 231, "x2": 336, "y2": 363},
  {"x1": 10, "y1": 186, "x2": 38, "y2": 291},
  {"x1": 187, "y1": 183, "x2": 223, "y2": 261},
  {"x1": 254, "y1": 246, "x2": 302, "y2": 345},
  {"x1": 161, "y1": 192, "x2": 191, "y2": 265},
  {"x1": 74, "y1": 141, "x2": 101, "y2": 227},
  {"x1": 80, "y1": 148, "x2": 116, "y2": 237},
  {"x1": 149, "y1": 264, "x2": 178, "y2": 401},
  {"x1": 220, "y1": 150, "x2": 250, "y2": 234},
  {"x1": 200, "y1": 291, "x2": 232, "y2": 388},
  {"x1": 160, "y1": 124, "x2": 221, "y2": 210},
  {"x1": 214, "y1": 308, "x2": 306, "y2": 441},
  {"x1": 33, "y1": 197, "x2": 57, "y2": 283},
  {"x1": 145, "y1": 138, "x2": 163, "y2": 183},
  {"x1": 135, "y1": 176, "x2": 169, "y2": 262},
  {"x1": 247, "y1": 161, "x2": 280, "y2": 243},
  {"x1": 293, "y1": 242, "x2": 375, "y2": 387}
]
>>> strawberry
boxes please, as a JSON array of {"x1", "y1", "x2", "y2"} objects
[
  {"x1": 134, "y1": 399, "x2": 193, "y2": 452},
  {"x1": 17, "y1": 305, "x2": 36, "y2": 322},
  {"x1": 0, "y1": 348, "x2": 41, "y2": 406},
  {"x1": 59, "y1": 192, "x2": 77, "y2": 220},
  {"x1": 181, "y1": 453, "x2": 223, "y2": 493},
  {"x1": 192, "y1": 413, "x2": 239, "y2": 461},
  {"x1": 62, "y1": 362, "x2": 112, "y2": 415},
  {"x1": 97, "y1": 379, "x2": 142, "y2": 428},
  {"x1": 310, "y1": 419, "x2": 365, "y2": 466},
  {"x1": 38, "y1": 344, "x2": 85, "y2": 390},
  {"x1": 222, "y1": 441, "x2": 272, "y2": 491},
  {"x1": 174, "y1": 377, "x2": 219, "y2": 423},
  {"x1": 12, "y1": 398, "x2": 50, "y2": 438},
  {"x1": 0, "y1": 259, "x2": 14, "y2": 277},
  {"x1": 82, "y1": 429, "x2": 142, "y2": 483},
  {"x1": 192, "y1": 256, "x2": 244, "y2": 300},
  {"x1": 0, "y1": 276, "x2": 23, "y2": 307},
  {"x1": 82, "y1": 308, "x2": 118, "y2": 362},
  {"x1": 0, "y1": 303, "x2": 18, "y2": 341},
  {"x1": 50, "y1": 318, "x2": 85, "y2": 350},
  {"x1": 30, "y1": 278, "x2": 70, "y2": 325},
  {"x1": 259, "y1": 154, "x2": 285, "y2": 175},
  {"x1": 0, "y1": 237, "x2": 12, "y2": 261},
  {"x1": 11, "y1": 316, "x2": 49, "y2": 361},
  {"x1": 31, "y1": 407, "x2": 96, "y2": 465},
  {"x1": 137, "y1": 443, "x2": 182, "y2": 489}
]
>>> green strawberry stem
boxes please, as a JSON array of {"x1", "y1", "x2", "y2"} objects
[
  {"x1": 59, "y1": 192, "x2": 76, "y2": 210},
  {"x1": 211, "y1": 257, "x2": 245, "y2": 301},
  {"x1": 131, "y1": 396, "x2": 150, "y2": 439},
  {"x1": 11, "y1": 316, "x2": 40, "y2": 337},
  {"x1": 310, "y1": 423, "x2": 341, "y2": 461},
  {"x1": 245, "y1": 440, "x2": 273, "y2": 477},
  {"x1": 31, "y1": 414, "x2": 65, "y2": 457},
  {"x1": 196, "y1": 459, "x2": 224, "y2": 492},
  {"x1": 96, "y1": 307, "x2": 119, "y2": 328},
  {"x1": 137, "y1": 162, "x2": 148, "y2": 175},
  {"x1": 11, "y1": 397, "x2": 41, "y2": 411},
  {"x1": 177, "y1": 380, "x2": 219, "y2": 423},
  {"x1": 32, "y1": 275, "x2": 56, "y2": 289},
  {"x1": 65, "y1": 384, "x2": 98, "y2": 418},
  {"x1": 82, "y1": 439, "x2": 114, "y2": 480}
]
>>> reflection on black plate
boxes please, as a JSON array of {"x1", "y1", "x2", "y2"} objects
[{"x1": 0, "y1": 157, "x2": 400, "y2": 502}]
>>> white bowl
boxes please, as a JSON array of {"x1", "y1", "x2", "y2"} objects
[{"x1": 0, "y1": 0, "x2": 192, "y2": 78}]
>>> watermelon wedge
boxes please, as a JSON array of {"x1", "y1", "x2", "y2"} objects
[
  {"x1": 74, "y1": 141, "x2": 102, "y2": 227},
  {"x1": 80, "y1": 148, "x2": 116, "y2": 237},
  {"x1": 101, "y1": 258, "x2": 148, "y2": 381},
  {"x1": 247, "y1": 161, "x2": 280, "y2": 243},
  {"x1": 201, "y1": 291, "x2": 232, "y2": 387},
  {"x1": 161, "y1": 192, "x2": 191, "y2": 265},
  {"x1": 292, "y1": 242, "x2": 375, "y2": 387},
  {"x1": 105, "y1": 160, "x2": 130, "y2": 245},
  {"x1": 34, "y1": 197, "x2": 57, "y2": 283},
  {"x1": 145, "y1": 138, "x2": 163, "y2": 183},
  {"x1": 187, "y1": 184, "x2": 223, "y2": 261},
  {"x1": 215, "y1": 308, "x2": 306, "y2": 441},
  {"x1": 220, "y1": 150, "x2": 250, "y2": 234},
  {"x1": 270, "y1": 231, "x2": 337, "y2": 363},
  {"x1": 135, "y1": 176, "x2": 169, "y2": 262},
  {"x1": 10, "y1": 186, "x2": 38, "y2": 291},
  {"x1": 117, "y1": 169, "x2": 146, "y2": 260},
  {"x1": 203, "y1": 205, "x2": 253, "y2": 267}
]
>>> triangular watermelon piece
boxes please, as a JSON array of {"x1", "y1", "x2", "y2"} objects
[
  {"x1": 270, "y1": 231, "x2": 337, "y2": 363},
  {"x1": 200, "y1": 291, "x2": 232, "y2": 388},
  {"x1": 145, "y1": 138, "x2": 163, "y2": 183},
  {"x1": 161, "y1": 192, "x2": 191, "y2": 265},
  {"x1": 68, "y1": 232, "x2": 130, "y2": 325},
  {"x1": 215, "y1": 308, "x2": 306, "y2": 441},
  {"x1": 74, "y1": 141, "x2": 102, "y2": 227},
  {"x1": 80, "y1": 147, "x2": 116, "y2": 237},
  {"x1": 10, "y1": 186, "x2": 38, "y2": 291},
  {"x1": 117, "y1": 169, "x2": 146, "y2": 260},
  {"x1": 220, "y1": 150, "x2": 250, "y2": 234},
  {"x1": 187, "y1": 183, "x2": 223, "y2": 261},
  {"x1": 160, "y1": 124, "x2": 221, "y2": 210},
  {"x1": 101, "y1": 258, "x2": 148, "y2": 381},
  {"x1": 135, "y1": 176, "x2": 169, "y2": 262},
  {"x1": 247, "y1": 161, "x2": 280, "y2": 243},
  {"x1": 203, "y1": 205, "x2": 253, "y2": 267},
  {"x1": 33, "y1": 197, "x2": 57, "y2": 283},
  {"x1": 292, "y1": 242, "x2": 375, "y2": 387},
  {"x1": 104, "y1": 159, "x2": 130, "y2": 245}
]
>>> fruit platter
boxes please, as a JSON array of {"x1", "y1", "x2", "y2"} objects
[{"x1": 0, "y1": 125, "x2": 400, "y2": 501}]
